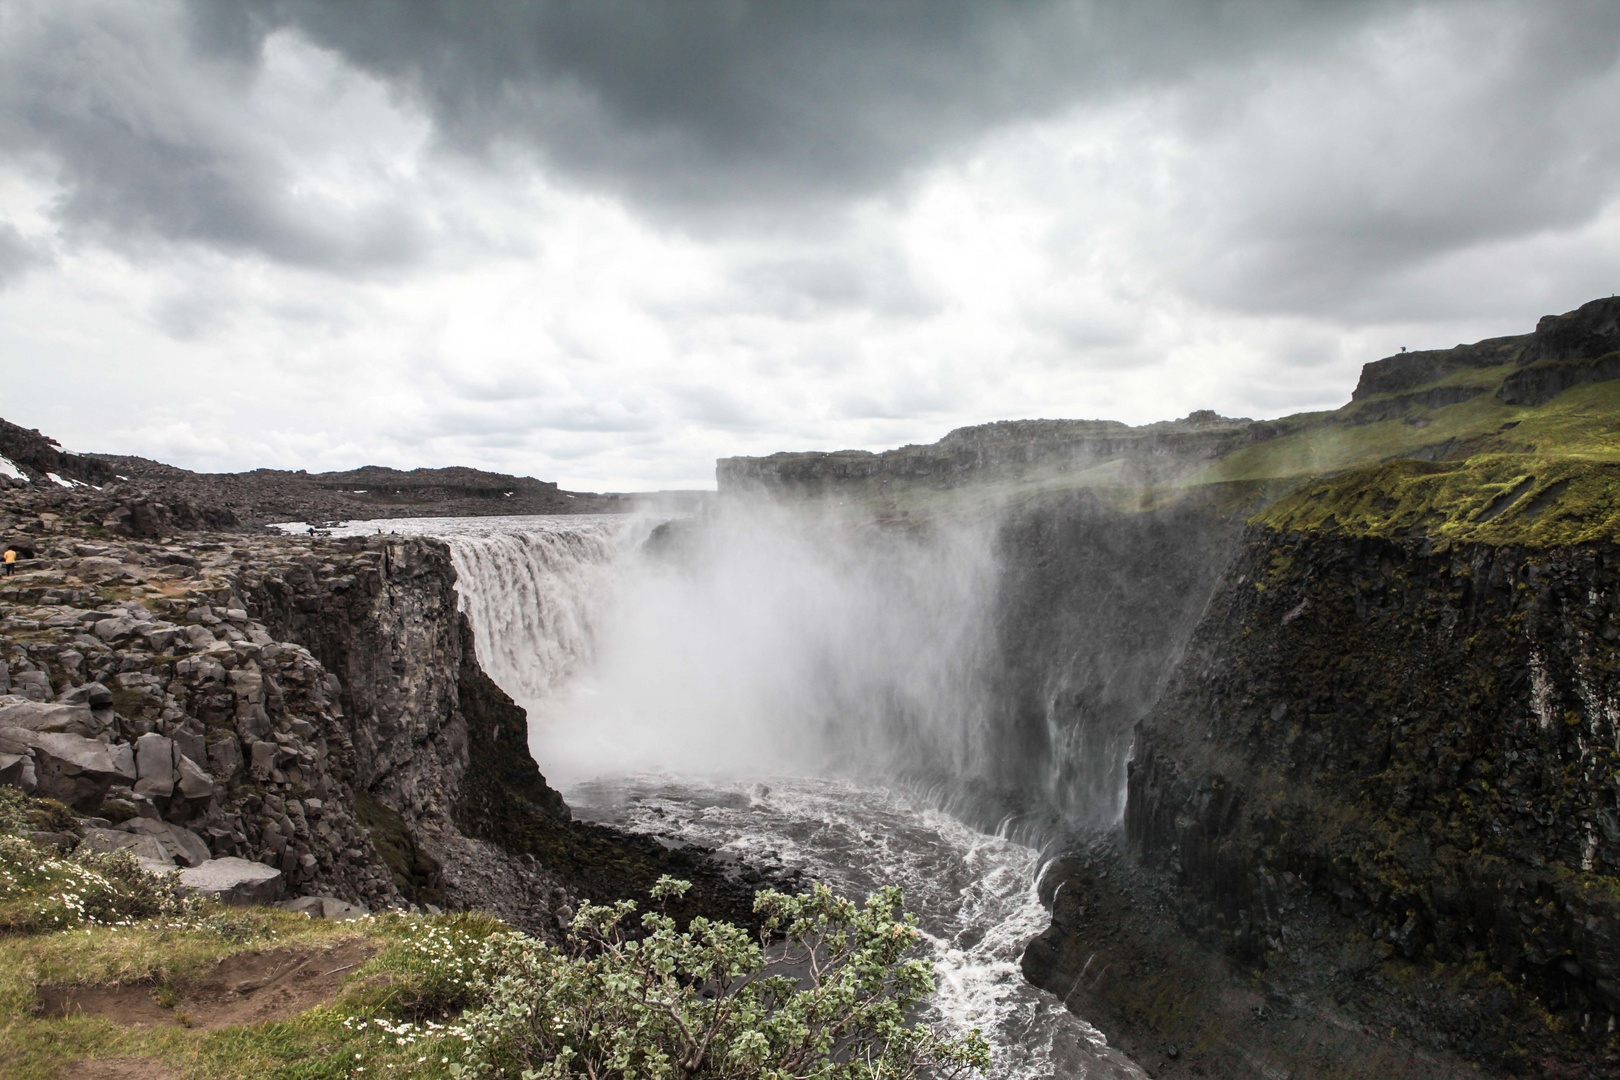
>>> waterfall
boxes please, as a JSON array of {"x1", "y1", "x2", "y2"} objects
[{"x1": 444, "y1": 521, "x2": 630, "y2": 703}]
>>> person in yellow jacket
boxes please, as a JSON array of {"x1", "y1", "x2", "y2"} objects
[{"x1": 2, "y1": 548, "x2": 15, "y2": 576}]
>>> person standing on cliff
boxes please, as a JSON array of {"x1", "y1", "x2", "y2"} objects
[{"x1": 2, "y1": 548, "x2": 15, "y2": 576}]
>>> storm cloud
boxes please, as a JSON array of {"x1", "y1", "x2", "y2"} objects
[{"x1": 1, "y1": 0, "x2": 1617, "y2": 488}]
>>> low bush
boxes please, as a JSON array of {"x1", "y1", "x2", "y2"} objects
[
  {"x1": 0, "y1": 834, "x2": 199, "y2": 932},
  {"x1": 349, "y1": 877, "x2": 989, "y2": 1080}
]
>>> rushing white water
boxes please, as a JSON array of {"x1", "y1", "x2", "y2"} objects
[
  {"x1": 270, "y1": 513, "x2": 639, "y2": 701},
  {"x1": 274, "y1": 509, "x2": 1145, "y2": 1077},
  {"x1": 568, "y1": 775, "x2": 1146, "y2": 1080}
]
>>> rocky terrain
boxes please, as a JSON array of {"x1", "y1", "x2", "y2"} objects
[
  {"x1": 0, "y1": 491, "x2": 790, "y2": 941},
  {"x1": 0, "y1": 416, "x2": 640, "y2": 528},
  {"x1": 5, "y1": 294, "x2": 1620, "y2": 1078}
]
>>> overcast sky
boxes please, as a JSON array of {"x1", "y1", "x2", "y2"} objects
[{"x1": 2, "y1": 0, "x2": 1618, "y2": 490}]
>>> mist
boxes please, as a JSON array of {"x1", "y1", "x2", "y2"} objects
[{"x1": 513, "y1": 502, "x2": 1003, "y2": 788}]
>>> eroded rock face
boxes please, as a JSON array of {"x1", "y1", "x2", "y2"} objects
[
  {"x1": 0, "y1": 538, "x2": 404, "y2": 908},
  {"x1": 1114, "y1": 526, "x2": 1620, "y2": 1070}
]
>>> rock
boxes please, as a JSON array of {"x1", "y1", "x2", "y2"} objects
[
  {"x1": 100, "y1": 794, "x2": 160, "y2": 823},
  {"x1": 207, "y1": 738, "x2": 243, "y2": 782},
  {"x1": 133, "y1": 733, "x2": 175, "y2": 798},
  {"x1": 249, "y1": 739, "x2": 278, "y2": 780},
  {"x1": 30, "y1": 731, "x2": 124, "y2": 811},
  {"x1": 59, "y1": 681, "x2": 115, "y2": 709},
  {"x1": 12, "y1": 670, "x2": 50, "y2": 701},
  {"x1": 77, "y1": 556, "x2": 137, "y2": 583},
  {"x1": 0, "y1": 700, "x2": 95, "y2": 736},
  {"x1": 93, "y1": 615, "x2": 138, "y2": 641},
  {"x1": 172, "y1": 726, "x2": 207, "y2": 768},
  {"x1": 120, "y1": 818, "x2": 211, "y2": 866},
  {"x1": 107, "y1": 742, "x2": 136, "y2": 785},
  {"x1": 175, "y1": 753, "x2": 214, "y2": 799},
  {"x1": 278, "y1": 895, "x2": 368, "y2": 921},
  {"x1": 0, "y1": 751, "x2": 28, "y2": 788},
  {"x1": 179, "y1": 856, "x2": 285, "y2": 905},
  {"x1": 81, "y1": 827, "x2": 174, "y2": 866},
  {"x1": 144, "y1": 626, "x2": 181, "y2": 651}
]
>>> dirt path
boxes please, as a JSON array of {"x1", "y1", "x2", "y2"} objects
[{"x1": 39, "y1": 938, "x2": 378, "y2": 1032}]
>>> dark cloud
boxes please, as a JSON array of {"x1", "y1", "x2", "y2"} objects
[
  {"x1": 0, "y1": 1, "x2": 428, "y2": 270},
  {"x1": 188, "y1": 0, "x2": 1396, "y2": 223}
]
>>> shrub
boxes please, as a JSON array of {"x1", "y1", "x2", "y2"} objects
[{"x1": 420, "y1": 877, "x2": 989, "y2": 1079}]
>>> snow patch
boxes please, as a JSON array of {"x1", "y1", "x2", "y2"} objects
[
  {"x1": 0, "y1": 456, "x2": 28, "y2": 482},
  {"x1": 45, "y1": 472, "x2": 95, "y2": 490}
]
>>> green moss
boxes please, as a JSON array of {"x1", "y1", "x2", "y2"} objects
[
  {"x1": 1201, "y1": 375, "x2": 1620, "y2": 487},
  {"x1": 1254, "y1": 454, "x2": 1620, "y2": 547},
  {"x1": 355, "y1": 790, "x2": 443, "y2": 907}
]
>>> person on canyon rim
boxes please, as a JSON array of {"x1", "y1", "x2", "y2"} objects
[{"x1": 2, "y1": 548, "x2": 15, "y2": 575}]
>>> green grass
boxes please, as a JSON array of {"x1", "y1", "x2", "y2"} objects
[
  {"x1": 0, "y1": 908, "x2": 493, "y2": 1080},
  {"x1": 1253, "y1": 453, "x2": 1620, "y2": 548}
]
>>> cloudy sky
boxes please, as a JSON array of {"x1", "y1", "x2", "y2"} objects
[{"x1": 2, "y1": 0, "x2": 1618, "y2": 490}]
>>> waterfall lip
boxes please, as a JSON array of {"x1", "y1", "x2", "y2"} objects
[{"x1": 264, "y1": 511, "x2": 654, "y2": 539}]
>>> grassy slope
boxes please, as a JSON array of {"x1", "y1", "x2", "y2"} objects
[
  {"x1": 894, "y1": 357, "x2": 1620, "y2": 537},
  {"x1": 845, "y1": 349, "x2": 1620, "y2": 529},
  {"x1": 0, "y1": 910, "x2": 499, "y2": 1080},
  {"x1": 1245, "y1": 379, "x2": 1620, "y2": 545}
]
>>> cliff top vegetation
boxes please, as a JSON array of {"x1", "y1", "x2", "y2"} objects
[{"x1": 0, "y1": 787, "x2": 984, "y2": 1080}]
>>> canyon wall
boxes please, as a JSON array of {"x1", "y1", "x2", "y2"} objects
[{"x1": 1023, "y1": 517, "x2": 1620, "y2": 1075}]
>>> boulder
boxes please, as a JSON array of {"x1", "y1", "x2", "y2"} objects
[
  {"x1": 120, "y1": 819, "x2": 211, "y2": 867},
  {"x1": 0, "y1": 700, "x2": 94, "y2": 736},
  {"x1": 59, "y1": 681, "x2": 114, "y2": 709},
  {"x1": 179, "y1": 857, "x2": 285, "y2": 906},
  {"x1": 207, "y1": 738, "x2": 243, "y2": 782},
  {"x1": 277, "y1": 895, "x2": 368, "y2": 922},
  {"x1": 133, "y1": 733, "x2": 175, "y2": 798},
  {"x1": 78, "y1": 557, "x2": 136, "y2": 584},
  {"x1": 172, "y1": 727, "x2": 207, "y2": 769},
  {"x1": 31, "y1": 731, "x2": 124, "y2": 811},
  {"x1": 107, "y1": 742, "x2": 136, "y2": 785},
  {"x1": 12, "y1": 671, "x2": 50, "y2": 701},
  {"x1": 175, "y1": 753, "x2": 214, "y2": 799},
  {"x1": 249, "y1": 739, "x2": 278, "y2": 780},
  {"x1": 93, "y1": 615, "x2": 139, "y2": 641},
  {"x1": 0, "y1": 751, "x2": 28, "y2": 788},
  {"x1": 81, "y1": 827, "x2": 174, "y2": 866}
]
